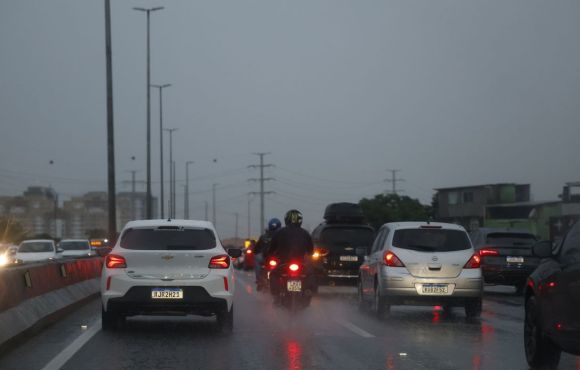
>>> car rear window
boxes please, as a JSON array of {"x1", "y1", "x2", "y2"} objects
[
  {"x1": 485, "y1": 233, "x2": 537, "y2": 246},
  {"x1": 392, "y1": 229, "x2": 471, "y2": 252},
  {"x1": 320, "y1": 227, "x2": 374, "y2": 247},
  {"x1": 19, "y1": 242, "x2": 54, "y2": 253},
  {"x1": 60, "y1": 241, "x2": 90, "y2": 251},
  {"x1": 120, "y1": 227, "x2": 217, "y2": 250}
]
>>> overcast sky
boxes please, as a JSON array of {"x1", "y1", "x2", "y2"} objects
[{"x1": 1, "y1": 0, "x2": 579, "y2": 238}]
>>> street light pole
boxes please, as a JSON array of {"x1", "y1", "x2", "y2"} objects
[
  {"x1": 163, "y1": 127, "x2": 177, "y2": 218},
  {"x1": 185, "y1": 161, "x2": 194, "y2": 219},
  {"x1": 133, "y1": 6, "x2": 163, "y2": 219},
  {"x1": 150, "y1": 83, "x2": 171, "y2": 218},
  {"x1": 212, "y1": 183, "x2": 218, "y2": 228},
  {"x1": 105, "y1": 0, "x2": 116, "y2": 241}
]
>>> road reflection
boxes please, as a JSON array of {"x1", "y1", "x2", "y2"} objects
[{"x1": 286, "y1": 340, "x2": 302, "y2": 370}]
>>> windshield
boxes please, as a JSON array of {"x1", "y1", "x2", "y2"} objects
[
  {"x1": 320, "y1": 227, "x2": 374, "y2": 247},
  {"x1": 392, "y1": 229, "x2": 471, "y2": 252},
  {"x1": 18, "y1": 242, "x2": 54, "y2": 253},
  {"x1": 59, "y1": 241, "x2": 90, "y2": 251},
  {"x1": 120, "y1": 228, "x2": 217, "y2": 250},
  {"x1": 485, "y1": 233, "x2": 537, "y2": 246}
]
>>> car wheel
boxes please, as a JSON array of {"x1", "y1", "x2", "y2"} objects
[
  {"x1": 524, "y1": 296, "x2": 561, "y2": 369},
  {"x1": 357, "y1": 279, "x2": 367, "y2": 312},
  {"x1": 373, "y1": 284, "x2": 390, "y2": 319},
  {"x1": 101, "y1": 306, "x2": 123, "y2": 331},
  {"x1": 515, "y1": 283, "x2": 525, "y2": 295},
  {"x1": 465, "y1": 297, "x2": 482, "y2": 319},
  {"x1": 217, "y1": 305, "x2": 234, "y2": 334}
]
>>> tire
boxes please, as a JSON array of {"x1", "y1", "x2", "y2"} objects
[
  {"x1": 357, "y1": 280, "x2": 367, "y2": 312},
  {"x1": 373, "y1": 283, "x2": 390, "y2": 319},
  {"x1": 515, "y1": 283, "x2": 525, "y2": 296},
  {"x1": 524, "y1": 296, "x2": 561, "y2": 369},
  {"x1": 216, "y1": 305, "x2": 234, "y2": 334},
  {"x1": 465, "y1": 298, "x2": 482, "y2": 319},
  {"x1": 101, "y1": 306, "x2": 123, "y2": 331}
]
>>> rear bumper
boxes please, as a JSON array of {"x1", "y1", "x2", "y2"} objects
[
  {"x1": 481, "y1": 265, "x2": 535, "y2": 285},
  {"x1": 553, "y1": 330, "x2": 580, "y2": 355},
  {"x1": 106, "y1": 286, "x2": 228, "y2": 316}
]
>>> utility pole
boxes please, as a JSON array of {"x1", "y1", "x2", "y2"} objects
[
  {"x1": 212, "y1": 183, "x2": 218, "y2": 227},
  {"x1": 133, "y1": 6, "x2": 164, "y2": 219},
  {"x1": 185, "y1": 161, "x2": 194, "y2": 219},
  {"x1": 385, "y1": 169, "x2": 405, "y2": 194},
  {"x1": 205, "y1": 201, "x2": 209, "y2": 221},
  {"x1": 150, "y1": 83, "x2": 171, "y2": 218},
  {"x1": 249, "y1": 152, "x2": 274, "y2": 233},
  {"x1": 128, "y1": 170, "x2": 137, "y2": 219},
  {"x1": 234, "y1": 212, "x2": 239, "y2": 240},
  {"x1": 105, "y1": 0, "x2": 116, "y2": 240},
  {"x1": 247, "y1": 193, "x2": 254, "y2": 238},
  {"x1": 172, "y1": 160, "x2": 176, "y2": 218},
  {"x1": 163, "y1": 128, "x2": 177, "y2": 218}
]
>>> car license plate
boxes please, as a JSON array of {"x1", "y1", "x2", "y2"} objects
[
  {"x1": 507, "y1": 256, "x2": 524, "y2": 264},
  {"x1": 287, "y1": 280, "x2": 302, "y2": 292},
  {"x1": 421, "y1": 284, "x2": 448, "y2": 295},
  {"x1": 151, "y1": 288, "x2": 183, "y2": 299},
  {"x1": 339, "y1": 255, "x2": 358, "y2": 262}
]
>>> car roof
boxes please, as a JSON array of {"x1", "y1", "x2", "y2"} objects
[
  {"x1": 60, "y1": 239, "x2": 90, "y2": 242},
  {"x1": 383, "y1": 221, "x2": 467, "y2": 232},
  {"x1": 20, "y1": 239, "x2": 54, "y2": 243},
  {"x1": 470, "y1": 227, "x2": 534, "y2": 235},
  {"x1": 122, "y1": 219, "x2": 215, "y2": 230}
]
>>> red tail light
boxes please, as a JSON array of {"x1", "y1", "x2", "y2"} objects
[
  {"x1": 106, "y1": 254, "x2": 127, "y2": 269},
  {"x1": 209, "y1": 255, "x2": 230, "y2": 269},
  {"x1": 267, "y1": 258, "x2": 278, "y2": 270},
  {"x1": 464, "y1": 254, "x2": 481, "y2": 269},
  {"x1": 383, "y1": 251, "x2": 405, "y2": 267},
  {"x1": 479, "y1": 247, "x2": 499, "y2": 257},
  {"x1": 289, "y1": 263, "x2": 300, "y2": 272},
  {"x1": 246, "y1": 249, "x2": 253, "y2": 254}
]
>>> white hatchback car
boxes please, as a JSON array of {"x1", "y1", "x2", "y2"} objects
[
  {"x1": 16, "y1": 239, "x2": 60, "y2": 263},
  {"x1": 59, "y1": 239, "x2": 95, "y2": 258},
  {"x1": 359, "y1": 222, "x2": 483, "y2": 318},
  {"x1": 100, "y1": 219, "x2": 241, "y2": 331}
]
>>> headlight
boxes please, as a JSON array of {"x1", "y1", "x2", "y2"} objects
[{"x1": 0, "y1": 254, "x2": 7, "y2": 267}]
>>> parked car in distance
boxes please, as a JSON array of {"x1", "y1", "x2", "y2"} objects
[
  {"x1": 523, "y1": 221, "x2": 580, "y2": 369},
  {"x1": 100, "y1": 219, "x2": 242, "y2": 332},
  {"x1": 311, "y1": 203, "x2": 374, "y2": 285},
  {"x1": 59, "y1": 239, "x2": 95, "y2": 258},
  {"x1": 470, "y1": 228, "x2": 538, "y2": 293},
  {"x1": 16, "y1": 239, "x2": 60, "y2": 263},
  {"x1": 0, "y1": 244, "x2": 18, "y2": 267},
  {"x1": 359, "y1": 222, "x2": 483, "y2": 318}
]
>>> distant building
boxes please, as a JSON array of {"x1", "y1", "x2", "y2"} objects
[{"x1": 0, "y1": 187, "x2": 156, "y2": 239}]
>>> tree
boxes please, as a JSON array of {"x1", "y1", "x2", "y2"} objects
[
  {"x1": 359, "y1": 193, "x2": 429, "y2": 230},
  {"x1": 0, "y1": 218, "x2": 29, "y2": 244}
]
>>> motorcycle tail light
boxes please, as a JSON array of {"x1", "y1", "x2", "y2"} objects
[{"x1": 289, "y1": 263, "x2": 300, "y2": 272}]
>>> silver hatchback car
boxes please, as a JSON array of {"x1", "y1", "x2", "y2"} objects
[{"x1": 358, "y1": 222, "x2": 483, "y2": 318}]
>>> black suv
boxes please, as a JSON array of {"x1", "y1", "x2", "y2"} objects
[
  {"x1": 311, "y1": 203, "x2": 374, "y2": 284},
  {"x1": 469, "y1": 228, "x2": 539, "y2": 293},
  {"x1": 524, "y1": 221, "x2": 580, "y2": 369}
]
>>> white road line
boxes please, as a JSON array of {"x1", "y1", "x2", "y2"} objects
[
  {"x1": 41, "y1": 320, "x2": 101, "y2": 370},
  {"x1": 335, "y1": 319, "x2": 375, "y2": 338}
]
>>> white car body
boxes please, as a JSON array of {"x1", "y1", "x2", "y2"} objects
[
  {"x1": 100, "y1": 219, "x2": 237, "y2": 330},
  {"x1": 16, "y1": 239, "x2": 58, "y2": 263},
  {"x1": 59, "y1": 239, "x2": 95, "y2": 258}
]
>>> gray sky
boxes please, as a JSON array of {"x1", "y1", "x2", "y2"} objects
[{"x1": 1, "y1": 0, "x2": 579, "y2": 238}]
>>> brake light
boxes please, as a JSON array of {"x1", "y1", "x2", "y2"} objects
[
  {"x1": 289, "y1": 263, "x2": 300, "y2": 272},
  {"x1": 383, "y1": 251, "x2": 405, "y2": 267},
  {"x1": 267, "y1": 258, "x2": 278, "y2": 269},
  {"x1": 246, "y1": 249, "x2": 253, "y2": 254},
  {"x1": 479, "y1": 247, "x2": 499, "y2": 257},
  {"x1": 464, "y1": 254, "x2": 481, "y2": 269},
  {"x1": 105, "y1": 254, "x2": 126, "y2": 269},
  {"x1": 209, "y1": 255, "x2": 230, "y2": 269}
]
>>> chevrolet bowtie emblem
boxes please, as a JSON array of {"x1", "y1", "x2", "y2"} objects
[{"x1": 161, "y1": 255, "x2": 174, "y2": 261}]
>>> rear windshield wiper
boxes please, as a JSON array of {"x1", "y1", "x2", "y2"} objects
[{"x1": 404, "y1": 244, "x2": 437, "y2": 252}]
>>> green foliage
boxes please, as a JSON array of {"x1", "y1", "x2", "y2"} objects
[
  {"x1": 359, "y1": 193, "x2": 429, "y2": 230},
  {"x1": 0, "y1": 218, "x2": 29, "y2": 244}
]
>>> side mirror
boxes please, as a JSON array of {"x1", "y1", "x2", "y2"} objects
[
  {"x1": 228, "y1": 248, "x2": 242, "y2": 258},
  {"x1": 532, "y1": 241, "x2": 553, "y2": 258},
  {"x1": 363, "y1": 255, "x2": 369, "y2": 262}
]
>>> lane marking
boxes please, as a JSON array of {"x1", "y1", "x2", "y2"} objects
[
  {"x1": 335, "y1": 319, "x2": 375, "y2": 338},
  {"x1": 41, "y1": 320, "x2": 101, "y2": 370}
]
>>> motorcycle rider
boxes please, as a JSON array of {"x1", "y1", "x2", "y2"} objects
[
  {"x1": 267, "y1": 209, "x2": 315, "y2": 301},
  {"x1": 254, "y1": 217, "x2": 282, "y2": 289}
]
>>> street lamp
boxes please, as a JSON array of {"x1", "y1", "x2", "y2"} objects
[
  {"x1": 163, "y1": 128, "x2": 178, "y2": 218},
  {"x1": 150, "y1": 83, "x2": 171, "y2": 218},
  {"x1": 133, "y1": 6, "x2": 164, "y2": 219},
  {"x1": 185, "y1": 161, "x2": 194, "y2": 219}
]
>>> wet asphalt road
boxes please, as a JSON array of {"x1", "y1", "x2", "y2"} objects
[{"x1": 1, "y1": 270, "x2": 579, "y2": 370}]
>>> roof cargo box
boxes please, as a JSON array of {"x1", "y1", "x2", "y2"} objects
[{"x1": 324, "y1": 202, "x2": 365, "y2": 223}]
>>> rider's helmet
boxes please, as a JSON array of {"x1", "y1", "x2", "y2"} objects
[
  {"x1": 268, "y1": 218, "x2": 282, "y2": 232},
  {"x1": 284, "y1": 209, "x2": 303, "y2": 227}
]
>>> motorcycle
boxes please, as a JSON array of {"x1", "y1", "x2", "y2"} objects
[{"x1": 267, "y1": 257, "x2": 314, "y2": 311}]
